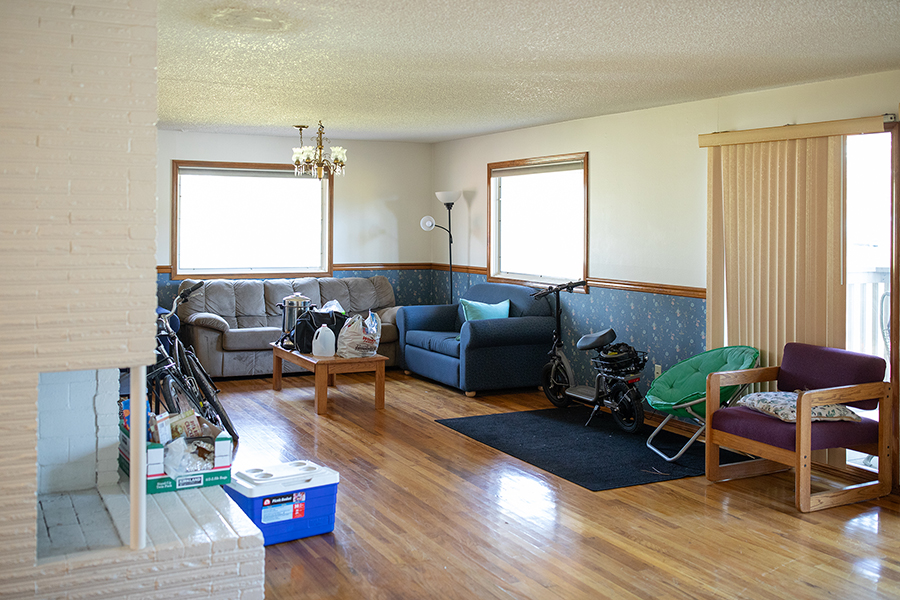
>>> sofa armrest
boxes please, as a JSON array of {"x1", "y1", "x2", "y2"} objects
[
  {"x1": 461, "y1": 316, "x2": 554, "y2": 349},
  {"x1": 182, "y1": 312, "x2": 230, "y2": 333},
  {"x1": 375, "y1": 305, "x2": 400, "y2": 326},
  {"x1": 397, "y1": 304, "x2": 458, "y2": 333}
]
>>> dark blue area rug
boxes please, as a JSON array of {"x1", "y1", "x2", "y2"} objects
[{"x1": 437, "y1": 405, "x2": 746, "y2": 491}]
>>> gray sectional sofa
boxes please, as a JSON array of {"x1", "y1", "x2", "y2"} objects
[{"x1": 176, "y1": 276, "x2": 400, "y2": 377}]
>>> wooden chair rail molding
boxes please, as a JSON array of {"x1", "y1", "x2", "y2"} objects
[{"x1": 157, "y1": 265, "x2": 707, "y2": 299}]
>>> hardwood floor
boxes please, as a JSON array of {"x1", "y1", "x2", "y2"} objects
[{"x1": 217, "y1": 369, "x2": 900, "y2": 600}]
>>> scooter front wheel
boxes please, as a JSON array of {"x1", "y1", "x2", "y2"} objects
[
  {"x1": 611, "y1": 384, "x2": 644, "y2": 433},
  {"x1": 541, "y1": 362, "x2": 571, "y2": 407}
]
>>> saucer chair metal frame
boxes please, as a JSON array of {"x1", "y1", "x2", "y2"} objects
[{"x1": 645, "y1": 346, "x2": 760, "y2": 462}]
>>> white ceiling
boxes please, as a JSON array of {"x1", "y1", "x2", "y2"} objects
[{"x1": 157, "y1": 0, "x2": 900, "y2": 143}]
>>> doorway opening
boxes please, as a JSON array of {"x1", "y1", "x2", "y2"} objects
[{"x1": 845, "y1": 130, "x2": 893, "y2": 471}]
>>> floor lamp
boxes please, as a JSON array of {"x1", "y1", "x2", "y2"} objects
[{"x1": 421, "y1": 191, "x2": 461, "y2": 303}]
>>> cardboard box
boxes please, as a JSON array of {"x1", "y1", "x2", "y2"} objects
[
  {"x1": 224, "y1": 460, "x2": 339, "y2": 545},
  {"x1": 118, "y1": 415, "x2": 232, "y2": 494}
]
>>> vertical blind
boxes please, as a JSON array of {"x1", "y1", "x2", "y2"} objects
[{"x1": 700, "y1": 116, "x2": 884, "y2": 368}]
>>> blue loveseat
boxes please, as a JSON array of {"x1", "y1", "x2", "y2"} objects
[{"x1": 397, "y1": 283, "x2": 554, "y2": 395}]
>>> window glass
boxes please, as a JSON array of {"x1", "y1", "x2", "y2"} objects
[
  {"x1": 488, "y1": 154, "x2": 587, "y2": 285},
  {"x1": 172, "y1": 161, "x2": 332, "y2": 278}
]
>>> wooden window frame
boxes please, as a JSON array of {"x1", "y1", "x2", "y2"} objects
[
  {"x1": 170, "y1": 159, "x2": 334, "y2": 280},
  {"x1": 487, "y1": 153, "x2": 589, "y2": 288}
]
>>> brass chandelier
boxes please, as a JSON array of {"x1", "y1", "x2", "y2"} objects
[{"x1": 291, "y1": 121, "x2": 346, "y2": 179}]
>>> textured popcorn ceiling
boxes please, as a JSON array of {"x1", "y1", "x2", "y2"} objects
[{"x1": 158, "y1": 0, "x2": 900, "y2": 142}]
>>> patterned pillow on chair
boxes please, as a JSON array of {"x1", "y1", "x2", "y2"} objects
[{"x1": 736, "y1": 391, "x2": 861, "y2": 422}]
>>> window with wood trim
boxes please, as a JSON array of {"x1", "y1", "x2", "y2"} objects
[
  {"x1": 171, "y1": 160, "x2": 333, "y2": 279},
  {"x1": 488, "y1": 153, "x2": 588, "y2": 286}
]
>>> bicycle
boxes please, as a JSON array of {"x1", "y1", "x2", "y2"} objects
[
  {"x1": 148, "y1": 282, "x2": 239, "y2": 442},
  {"x1": 533, "y1": 281, "x2": 647, "y2": 433}
]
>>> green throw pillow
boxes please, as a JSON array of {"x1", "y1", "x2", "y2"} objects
[{"x1": 460, "y1": 298, "x2": 510, "y2": 321}]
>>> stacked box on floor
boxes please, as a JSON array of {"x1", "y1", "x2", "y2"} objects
[
  {"x1": 224, "y1": 460, "x2": 339, "y2": 545},
  {"x1": 118, "y1": 415, "x2": 232, "y2": 494}
]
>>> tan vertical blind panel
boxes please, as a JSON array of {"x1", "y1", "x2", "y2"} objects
[{"x1": 710, "y1": 137, "x2": 844, "y2": 369}]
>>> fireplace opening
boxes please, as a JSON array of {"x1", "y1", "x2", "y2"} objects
[{"x1": 36, "y1": 369, "x2": 123, "y2": 559}]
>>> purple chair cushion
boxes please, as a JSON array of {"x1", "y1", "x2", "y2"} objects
[
  {"x1": 712, "y1": 406, "x2": 880, "y2": 451},
  {"x1": 778, "y1": 343, "x2": 885, "y2": 410}
]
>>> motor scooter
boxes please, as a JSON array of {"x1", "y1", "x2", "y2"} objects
[{"x1": 533, "y1": 281, "x2": 647, "y2": 432}]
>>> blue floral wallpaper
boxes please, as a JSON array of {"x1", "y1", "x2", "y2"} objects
[
  {"x1": 158, "y1": 269, "x2": 706, "y2": 394},
  {"x1": 558, "y1": 285, "x2": 705, "y2": 394}
]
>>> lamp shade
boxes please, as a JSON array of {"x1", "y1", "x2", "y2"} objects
[
  {"x1": 435, "y1": 191, "x2": 461, "y2": 206},
  {"x1": 420, "y1": 215, "x2": 436, "y2": 231}
]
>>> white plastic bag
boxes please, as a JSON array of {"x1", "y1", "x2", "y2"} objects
[
  {"x1": 337, "y1": 311, "x2": 381, "y2": 358},
  {"x1": 317, "y1": 299, "x2": 345, "y2": 314}
]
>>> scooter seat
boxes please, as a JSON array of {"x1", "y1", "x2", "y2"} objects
[{"x1": 576, "y1": 328, "x2": 616, "y2": 351}]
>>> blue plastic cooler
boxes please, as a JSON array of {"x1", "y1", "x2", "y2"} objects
[{"x1": 224, "y1": 460, "x2": 339, "y2": 545}]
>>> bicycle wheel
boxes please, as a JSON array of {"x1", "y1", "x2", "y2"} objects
[
  {"x1": 541, "y1": 361, "x2": 571, "y2": 407},
  {"x1": 611, "y1": 383, "x2": 644, "y2": 433},
  {"x1": 159, "y1": 372, "x2": 194, "y2": 416},
  {"x1": 185, "y1": 351, "x2": 239, "y2": 441}
]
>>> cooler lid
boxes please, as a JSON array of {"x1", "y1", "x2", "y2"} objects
[{"x1": 227, "y1": 460, "x2": 339, "y2": 497}]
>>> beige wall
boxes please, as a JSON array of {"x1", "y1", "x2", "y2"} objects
[
  {"x1": 0, "y1": 1, "x2": 158, "y2": 595},
  {"x1": 157, "y1": 130, "x2": 434, "y2": 267},
  {"x1": 157, "y1": 74, "x2": 900, "y2": 286},
  {"x1": 431, "y1": 70, "x2": 900, "y2": 288}
]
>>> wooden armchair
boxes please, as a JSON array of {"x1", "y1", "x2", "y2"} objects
[{"x1": 705, "y1": 343, "x2": 892, "y2": 512}]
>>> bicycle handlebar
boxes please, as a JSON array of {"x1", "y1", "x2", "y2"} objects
[
  {"x1": 179, "y1": 281, "x2": 203, "y2": 300},
  {"x1": 161, "y1": 281, "x2": 204, "y2": 324},
  {"x1": 532, "y1": 280, "x2": 588, "y2": 298}
]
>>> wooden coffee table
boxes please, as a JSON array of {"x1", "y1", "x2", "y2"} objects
[{"x1": 271, "y1": 342, "x2": 388, "y2": 415}]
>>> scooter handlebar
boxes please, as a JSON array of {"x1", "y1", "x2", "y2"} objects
[{"x1": 532, "y1": 280, "x2": 588, "y2": 298}]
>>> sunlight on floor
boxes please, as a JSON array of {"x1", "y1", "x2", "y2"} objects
[
  {"x1": 845, "y1": 511, "x2": 881, "y2": 536},
  {"x1": 852, "y1": 557, "x2": 884, "y2": 583},
  {"x1": 496, "y1": 470, "x2": 557, "y2": 524}
]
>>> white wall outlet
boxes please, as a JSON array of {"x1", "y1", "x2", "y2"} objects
[{"x1": 654, "y1": 364, "x2": 662, "y2": 379}]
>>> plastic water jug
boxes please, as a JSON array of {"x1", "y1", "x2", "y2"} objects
[{"x1": 312, "y1": 324, "x2": 335, "y2": 356}]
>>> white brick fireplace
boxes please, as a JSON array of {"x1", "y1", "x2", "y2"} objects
[{"x1": 0, "y1": 2, "x2": 264, "y2": 597}]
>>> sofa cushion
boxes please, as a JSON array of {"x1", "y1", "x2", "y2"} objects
[
  {"x1": 205, "y1": 280, "x2": 239, "y2": 329},
  {"x1": 315, "y1": 277, "x2": 349, "y2": 312},
  {"x1": 263, "y1": 279, "x2": 295, "y2": 328},
  {"x1": 291, "y1": 278, "x2": 322, "y2": 308},
  {"x1": 372, "y1": 276, "x2": 396, "y2": 308},
  {"x1": 176, "y1": 279, "x2": 206, "y2": 321},
  {"x1": 406, "y1": 330, "x2": 460, "y2": 358},
  {"x1": 263, "y1": 278, "x2": 321, "y2": 328},
  {"x1": 223, "y1": 327, "x2": 282, "y2": 351},
  {"x1": 344, "y1": 277, "x2": 380, "y2": 313},
  {"x1": 233, "y1": 280, "x2": 267, "y2": 328},
  {"x1": 457, "y1": 282, "x2": 550, "y2": 326}
]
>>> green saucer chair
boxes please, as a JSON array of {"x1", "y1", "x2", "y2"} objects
[{"x1": 645, "y1": 345, "x2": 759, "y2": 462}]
